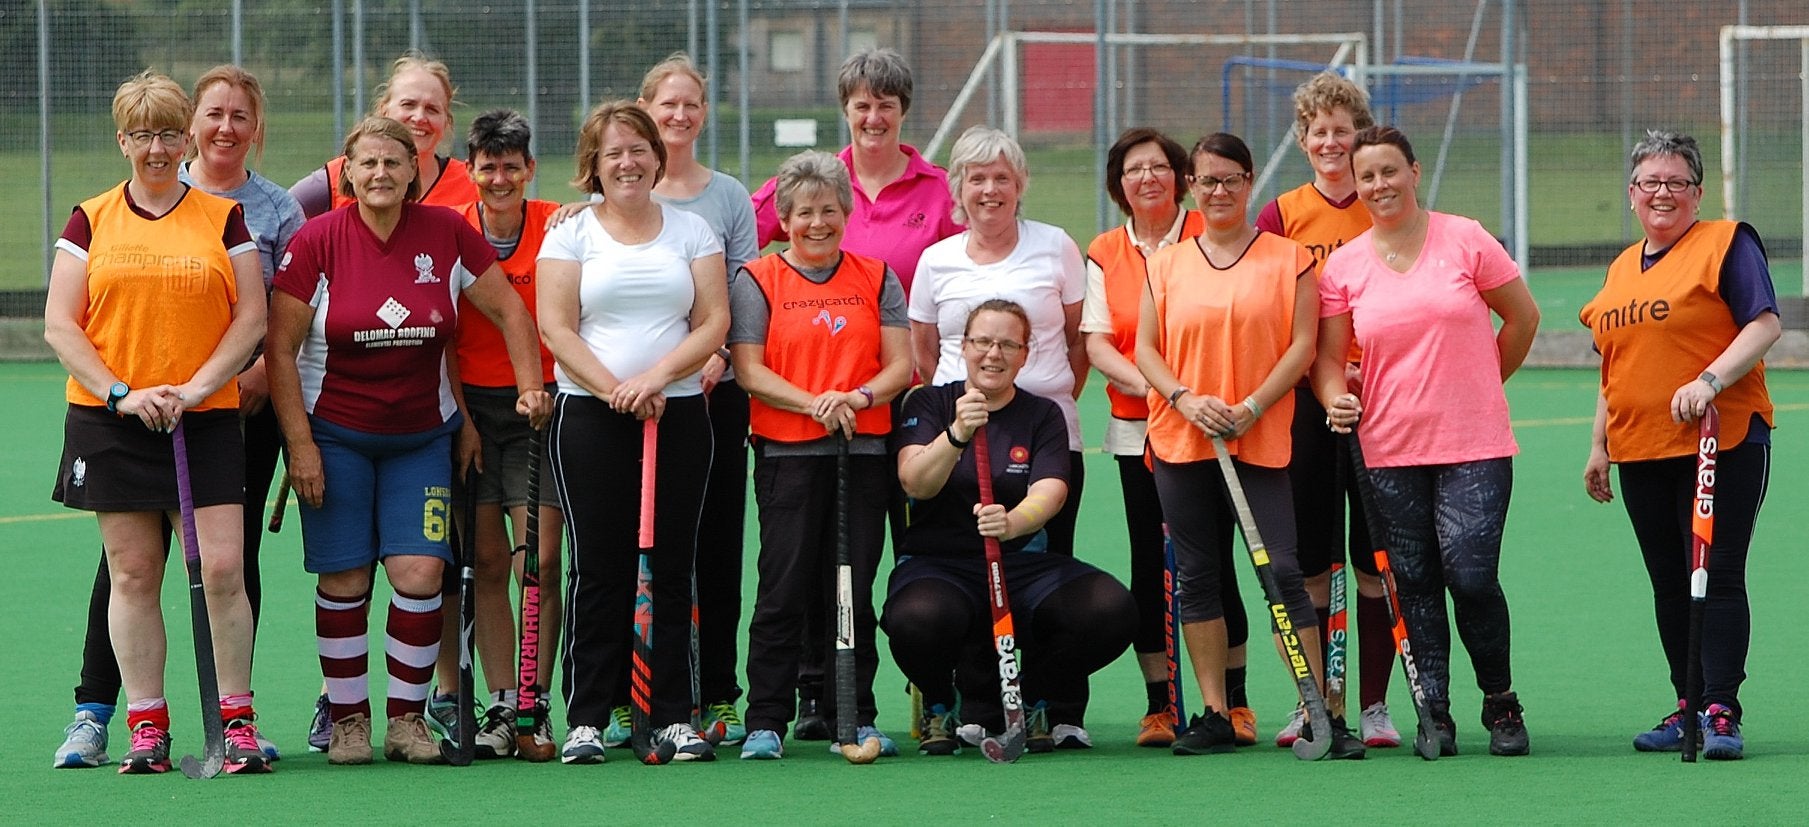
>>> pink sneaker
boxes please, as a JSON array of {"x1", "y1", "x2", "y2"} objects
[
  {"x1": 224, "y1": 718, "x2": 274, "y2": 774},
  {"x1": 118, "y1": 722, "x2": 171, "y2": 774}
]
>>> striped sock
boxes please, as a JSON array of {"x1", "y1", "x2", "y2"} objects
[
  {"x1": 219, "y1": 692, "x2": 254, "y2": 725},
  {"x1": 317, "y1": 588, "x2": 372, "y2": 721},
  {"x1": 125, "y1": 697, "x2": 170, "y2": 733},
  {"x1": 385, "y1": 589, "x2": 442, "y2": 720}
]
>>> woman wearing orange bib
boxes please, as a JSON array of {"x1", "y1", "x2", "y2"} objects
[
  {"x1": 1135, "y1": 133, "x2": 1340, "y2": 756},
  {"x1": 1581, "y1": 131, "x2": 1778, "y2": 761},
  {"x1": 728, "y1": 151, "x2": 913, "y2": 759}
]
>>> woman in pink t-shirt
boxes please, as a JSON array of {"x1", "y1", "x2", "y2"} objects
[{"x1": 1312, "y1": 126, "x2": 1539, "y2": 759}]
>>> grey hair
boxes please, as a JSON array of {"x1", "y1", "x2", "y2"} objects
[
  {"x1": 946, "y1": 125, "x2": 1029, "y2": 225},
  {"x1": 837, "y1": 47, "x2": 914, "y2": 114},
  {"x1": 1629, "y1": 130, "x2": 1703, "y2": 185},
  {"x1": 774, "y1": 150, "x2": 854, "y2": 218}
]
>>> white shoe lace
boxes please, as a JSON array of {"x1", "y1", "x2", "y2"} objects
[{"x1": 565, "y1": 725, "x2": 601, "y2": 750}]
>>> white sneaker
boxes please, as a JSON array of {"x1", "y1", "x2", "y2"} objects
[
  {"x1": 562, "y1": 725, "x2": 606, "y2": 764},
  {"x1": 475, "y1": 704, "x2": 517, "y2": 759},
  {"x1": 1051, "y1": 724, "x2": 1092, "y2": 749},
  {"x1": 53, "y1": 710, "x2": 110, "y2": 768},
  {"x1": 1274, "y1": 704, "x2": 1307, "y2": 747},
  {"x1": 656, "y1": 722, "x2": 716, "y2": 762},
  {"x1": 1360, "y1": 702, "x2": 1402, "y2": 748},
  {"x1": 955, "y1": 723, "x2": 987, "y2": 747}
]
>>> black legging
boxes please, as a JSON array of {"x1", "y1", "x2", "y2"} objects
[
  {"x1": 694, "y1": 379, "x2": 749, "y2": 705},
  {"x1": 1618, "y1": 439, "x2": 1769, "y2": 718},
  {"x1": 884, "y1": 571, "x2": 1133, "y2": 728},
  {"x1": 1118, "y1": 454, "x2": 1247, "y2": 654}
]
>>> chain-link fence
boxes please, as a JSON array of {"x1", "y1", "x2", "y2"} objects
[{"x1": 2, "y1": 0, "x2": 1804, "y2": 296}]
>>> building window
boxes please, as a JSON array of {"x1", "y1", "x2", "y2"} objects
[
  {"x1": 771, "y1": 30, "x2": 805, "y2": 73},
  {"x1": 849, "y1": 29, "x2": 878, "y2": 57}
]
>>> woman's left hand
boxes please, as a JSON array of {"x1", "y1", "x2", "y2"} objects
[
  {"x1": 700, "y1": 353, "x2": 727, "y2": 395},
  {"x1": 456, "y1": 419, "x2": 482, "y2": 480},
  {"x1": 516, "y1": 388, "x2": 553, "y2": 430},
  {"x1": 237, "y1": 356, "x2": 270, "y2": 417},
  {"x1": 973, "y1": 502, "x2": 1012, "y2": 539},
  {"x1": 810, "y1": 390, "x2": 856, "y2": 440},
  {"x1": 1583, "y1": 445, "x2": 1615, "y2": 503},
  {"x1": 1670, "y1": 378, "x2": 1717, "y2": 424},
  {"x1": 610, "y1": 371, "x2": 670, "y2": 418}
]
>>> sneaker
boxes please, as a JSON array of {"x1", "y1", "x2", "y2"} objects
[
  {"x1": 561, "y1": 725, "x2": 606, "y2": 764},
  {"x1": 517, "y1": 696, "x2": 557, "y2": 763},
  {"x1": 255, "y1": 731, "x2": 281, "y2": 762},
  {"x1": 1228, "y1": 706, "x2": 1257, "y2": 747},
  {"x1": 1328, "y1": 716, "x2": 1367, "y2": 760},
  {"x1": 327, "y1": 713, "x2": 373, "y2": 765},
  {"x1": 701, "y1": 701, "x2": 747, "y2": 746},
  {"x1": 1173, "y1": 712, "x2": 1237, "y2": 755},
  {"x1": 656, "y1": 722, "x2": 716, "y2": 762},
  {"x1": 1481, "y1": 692, "x2": 1529, "y2": 756},
  {"x1": 1273, "y1": 704, "x2": 1307, "y2": 747},
  {"x1": 955, "y1": 722, "x2": 988, "y2": 748},
  {"x1": 1702, "y1": 703, "x2": 1744, "y2": 760},
  {"x1": 426, "y1": 692, "x2": 462, "y2": 742},
  {"x1": 918, "y1": 704, "x2": 961, "y2": 756},
  {"x1": 1136, "y1": 712, "x2": 1177, "y2": 748},
  {"x1": 383, "y1": 712, "x2": 447, "y2": 764},
  {"x1": 53, "y1": 710, "x2": 109, "y2": 769},
  {"x1": 740, "y1": 728, "x2": 783, "y2": 760},
  {"x1": 830, "y1": 725, "x2": 899, "y2": 757},
  {"x1": 1052, "y1": 724, "x2": 1092, "y2": 750},
  {"x1": 794, "y1": 698, "x2": 831, "y2": 741},
  {"x1": 474, "y1": 704, "x2": 517, "y2": 760},
  {"x1": 1025, "y1": 703, "x2": 1053, "y2": 753},
  {"x1": 1429, "y1": 700, "x2": 1459, "y2": 757},
  {"x1": 307, "y1": 694, "x2": 331, "y2": 753},
  {"x1": 223, "y1": 718, "x2": 274, "y2": 774},
  {"x1": 602, "y1": 705, "x2": 633, "y2": 749},
  {"x1": 117, "y1": 721, "x2": 171, "y2": 774},
  {"x1": 1632, "y1": 699, "x2": 1689, "y2": 752},
  {"x1": 1360, "y1": 702, "x2": 1402, "y2": 748}
]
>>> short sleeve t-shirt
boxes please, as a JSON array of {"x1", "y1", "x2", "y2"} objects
[
  {"x1": 892, "y1": 381, "x2": 1070, "y2": 559},
  {"x1": 1319, "y1": 211, "x2": 1521, "y2": 467},
  {"x1": 273, "y1": 202, "x2": 498, "y2": 434},
  {"x1": 537, "y1": 204, "x2": 723, "y2": 399}
]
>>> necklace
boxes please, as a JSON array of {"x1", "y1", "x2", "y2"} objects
[{"x1": 1376, "y1": 211, "x2": 1426, "y2": 265}]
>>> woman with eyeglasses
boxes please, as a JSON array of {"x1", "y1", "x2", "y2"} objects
[
  {"x1": 1314, "y1": 125, "x2": 1539, "y2": 758},
  {"x1": 886, "y1": 299, "x2": 1134, "y2": 757},
  {"x1": 1136, "y1": 132, "x2": 1336, "y2": 757},
  {"x1": 1080, "y1": 127, "x2": 1253, "y2": 749},
  {"x1": 1580, "y1": 131, "x2": 1778, "y2": 761}
]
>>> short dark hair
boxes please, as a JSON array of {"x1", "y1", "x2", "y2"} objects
[
  {"x1": 838, "y1": 48, "x2": 914, "y2": 114},
  {"x1": 466, "y1": 108, "x2": 533, "y2": 163},
  {"x1": 1105, "y1": 127, "x2": 1189, "y2": 215},
  {"x1": 1190, "y1": 132, "x2": 1254, "y2": 175},
  {"x1": 1352, "y1": 125, "x2": 1416, "y2": 165}
]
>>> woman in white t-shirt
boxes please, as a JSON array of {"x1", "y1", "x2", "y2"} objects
[
  {"x1": 909, "y1": 125, "x2": 1088, "y2": 557},
  {"x1": 536, "y1": 102, "x2": 728, "y2": 764}
]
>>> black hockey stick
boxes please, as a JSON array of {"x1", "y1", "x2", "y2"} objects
[
  {"x1": 514, "y1": 427, "x2": 554, "y2": 761},
  {"x1": 835, "y1": 435, "x2": 882, "y2": 763},
  {"x1": 441, "y1": 466, "x2": 479, "y2": 766},
  {"x1": 631, "y1": 419, "x2": 677, "y2": 765},
  {"x1": 172, "y1": 421, "x2": 225, "y2": 779}
]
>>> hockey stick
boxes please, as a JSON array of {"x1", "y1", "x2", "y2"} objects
[
  {"x1": 972, "y1": 425, "x2": 1027, "y2": 763},
  {"x1": 1209, "y1": 436, "x2": 1331, "y2": 761},
  {"x1": 1345, "y1": 433, "x2": 1440, "y2": 761},
  {"x1": 441, "y1": 467, "x2": 479, "y2": 766},
  {"x1": 1163, "y1": 525, "x2": 1186, "y2": 729},
  {"x1": 1326, "y1": 562, "x2": 1348, "y2": 722},
  {"x1": 1682, "y1": 403, "x2": 1719, "y2": 764},
  {"x1": 266, "y1": 478, "x2": 290, "y2": 533},
  {"x1": 171, "y1": 421, "x2": 226, "y2": 779},
  {"x1": 836, "y1": 435, "x2": 882, "y2": 763},
  {"x1": 514, "y1": 427, "x2": 554, "y2": 761},
  {"x1": 631, "y1": 419, "x2": 677, "y2": 765}
]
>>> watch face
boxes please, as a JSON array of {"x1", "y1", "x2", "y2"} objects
[{"x1": 110, "y1": 383, "x2": 128, "y2": 398}]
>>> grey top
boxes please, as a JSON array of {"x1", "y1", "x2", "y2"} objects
[
  {"x1": 655, "y1": 170, "x2": 760, "y2": 277},
  {"x1": 179, "y1": 163, "x2": 306, "y2": 287}
]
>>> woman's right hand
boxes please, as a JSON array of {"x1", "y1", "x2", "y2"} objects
[
  {"x1": 119, "y1": 385, "x2": 181, "y2": 433},
  {"x1": 1325, "y1": 392, "x2": 1363, "y2": 434},
  {"x1": 542, "y1": 200, "x2": 592, "y2": 231},
  {"x1": 950, "y1": 388, "x2": 989, "y2": 443},
  {"x1": 287, "y1": 440, "x2": 327, "y2": 508},
  {"x1": 1178, "y1": 392, "x2": 1238, "y2": 437},
  {"x1": 1583, "y1": 445, "x2": 1614, "y2": 503},
  {"x1": 810, "y1": 390, "x2": 857, "y2": 440}
]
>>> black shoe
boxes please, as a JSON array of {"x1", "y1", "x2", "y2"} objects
[
  {"x1": 1429, "y1": 700, "x2": 1459, "y2": 757},
  {"x1": 1328, "y1": 716, "x2": 1367, "y2": 760},
  {"x1": 1172, "y1": 712, "x2": 1237, "y2": 756},
  {"x1": 794, "y1": 698, "x2": 831, "y2": 741},
  {"x1": 1481, "y1": 692, "x2": 1529, "y2": 756}
]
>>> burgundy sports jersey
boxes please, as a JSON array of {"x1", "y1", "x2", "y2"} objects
[{"x1": 274, "y1": 203, "x2": 499, "y2": 434}]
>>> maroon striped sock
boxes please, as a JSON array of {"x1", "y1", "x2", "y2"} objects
[
  {"x1": 384, "y1": 588, "x2": 442, "y2": 720},
  {"x1": 317, "y1": 588, "x2": 372, "y2": 721}
]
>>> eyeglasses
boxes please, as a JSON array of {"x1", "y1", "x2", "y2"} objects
[
  {"x1": 1633, "y1": 178, "x2": 1698, "y2": 194},
  {"x1": 1122, "y1": 163, "x2": 1174, "y2": 180},
  {"x1": 125, "y1": 129, "x2": 186, "y2": 147},
  {"x1": 964, "y1": 336, "x2": 1027, "y2": 356},
  {"x1": 1186, "y1": 172, "x2": 1250, "y2": 192}
]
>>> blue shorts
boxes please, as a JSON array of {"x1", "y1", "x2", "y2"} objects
[{"x1": 299, "y1": 415, "x2": 459, "y2": 574}]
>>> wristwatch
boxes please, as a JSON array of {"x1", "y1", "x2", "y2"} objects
[
  {"x1": 1698, "y1": 371, "x2": 1724, "y2": 394},
  {"x1": 106, "y1": 382, "x2": 129, "y2": 414}
]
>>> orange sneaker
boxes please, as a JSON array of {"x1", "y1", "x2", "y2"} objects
[
  {"x1": 1229, "y1": 707, "x2": 1258, "y2": 747},
  {"x1": 1136, "y1": 713, "x2": 1176, "y2": 748}
]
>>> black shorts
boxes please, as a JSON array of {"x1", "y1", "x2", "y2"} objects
[
  {"x1": 886, "y1": 552, "x2": 1105, "y2": 619},
  {"x1": 53, "y1": 405, "x2": 245, "y2": 512}
]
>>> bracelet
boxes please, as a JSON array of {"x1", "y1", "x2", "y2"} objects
[
  {"x1": 856, "y1": 385, "x2": 875, "y2": 408},
  {"x1": 1168, "y1": 386, "x2": 1191, "y2": 407},
  {"x1": 1699, "y1": 371, "x2": 1724, "y2": 394},
  {"x1": 1242, "y1": 395, "x2": 1265, "y2": 419},
  {"x1": 715, "y1": 346, "x2": 732, "y2": 362},
  {"x1": 945, "y1": 426, "x2": 970, "y2": 449}
]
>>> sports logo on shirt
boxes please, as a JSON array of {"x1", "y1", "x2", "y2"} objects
[
  {"x1": 1006, "y1": 445, "x2": 1031, "y2": 475},
  {"x1": 414, "y1": 253, "x2": 440, "y2": 284},
  {"x1": 377, "y1": 297, "x2": 411, "y2": 329},
  {"x1": 812, "y1": 308, "x2": 847, "y2": 337}
]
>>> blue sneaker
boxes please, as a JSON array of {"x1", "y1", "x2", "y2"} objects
[
  {"x1": 307, "y1": 694, "x2": 331, "y2": 753},
  {"x1": 426, "y1": 691, "x2": 461, "y2": 741},
  {"x1": 1702, "y1": 704, "x2": 1744, "y2": 760},
  {"x1": 602, "y1": 705, "x2": 632, "y2": 748},
  {"x1": 53, "y1": 710, "x2": 110, "y2": 768},
  {"x1": 740, "y1": 729, "x2": 783, "y2": 760},
  {"x1": 701, "y1": 701, "x2": 746, "y2": 746},
  {"x1": 829, "y1": 725, "x2": 898, "y2": 757},
  {"x1": 1632, "y1": 700, "x2": 1688, "y2": 752}
]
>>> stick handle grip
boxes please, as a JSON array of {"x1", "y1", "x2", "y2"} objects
[{"x1": 639, "y1": 419, "x2": 657, "y2": 549}]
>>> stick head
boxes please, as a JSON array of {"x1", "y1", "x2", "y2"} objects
[
  {"x1": 981, "y1": 727, "x2": 1026, "y2": 764},
  {"x1": 841, "y1": 736, "x2": 883, "y2": 765}
]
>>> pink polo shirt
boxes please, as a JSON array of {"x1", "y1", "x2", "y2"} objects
[
  {"x1": 1319, "y1": 211, "x2": 1521, "y2": 468},
  {"x1": 751, "y1": 143, "x2": 961, "y2": 293}
]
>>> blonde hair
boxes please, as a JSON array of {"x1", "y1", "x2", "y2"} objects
[
  {"x1": 373, "y1": 51, "x2": 457, "y2": 130},
  {"x1": 639, "y1": 52, "x2": 708, "y2": 102},
  {"x1": 1291, "y1": 72, "x2": 1374, "y2": 139},
  {"x1": 571, "y1": 102, "x2": 666, "y2": 194},
  {"x1": 946, "y1": 125, "x2": 1028, "y2": 224},
  {"x1": 112, "y1": 70, "x2": 191, "y2": 133},
  {"x1": 336, "y1": 116, "x2": 422, "y2": 201},
  {"x1": 189, "y1": 64, "x2": 268, "y2": 165}
]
